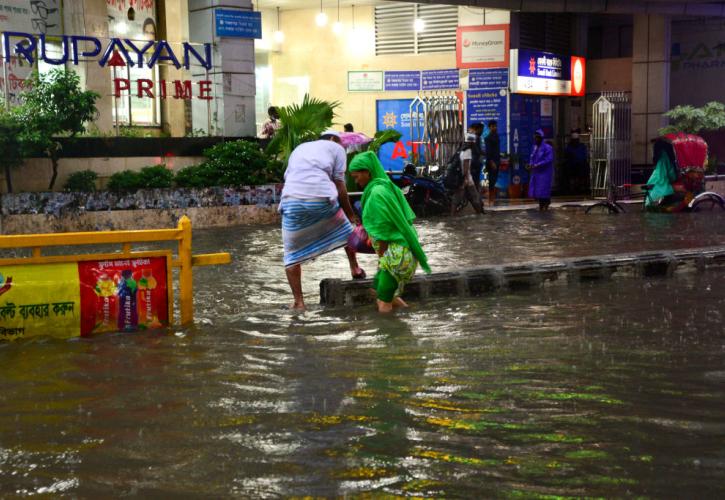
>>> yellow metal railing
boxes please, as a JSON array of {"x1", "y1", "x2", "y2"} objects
[{"x1": 0, "y1": 216, "x2": 230, "y2": 325}]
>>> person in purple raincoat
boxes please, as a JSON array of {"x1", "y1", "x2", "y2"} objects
[{"x1": 527, "y1": 129, "x2": 555, "y2": 211}]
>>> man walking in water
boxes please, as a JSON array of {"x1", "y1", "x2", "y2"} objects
[{"x1": 279, "y1": 130, "x2": 364, "y2": 310}]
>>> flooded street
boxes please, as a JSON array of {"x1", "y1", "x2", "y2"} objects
[{"x1": 2, "y1": 210, "x2": 725, "y2": 497}]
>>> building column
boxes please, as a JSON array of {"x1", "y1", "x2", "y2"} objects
[
  {"x1": 189, "y1": 0, "x2": 256, "y2": 137},
  {"x1": 64, "y1": 0, "x2": 114, "y2": 133},
  {"x1": 159, "y1": 0, "x2": 190, "y2": 137},
  {"x1": 632, "y1": 14, "x2": 671, "y2": 165}
]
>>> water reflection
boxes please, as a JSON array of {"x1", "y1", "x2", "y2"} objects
[{"x1": 2, "y1": 210, "x2": 725, "y2": 496}]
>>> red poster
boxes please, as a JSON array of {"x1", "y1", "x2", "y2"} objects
[{"x1": 78, "y1": 256, "x2": 169, "y2": 337}]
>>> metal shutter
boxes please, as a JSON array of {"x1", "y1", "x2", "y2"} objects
[
  {"x1": 375, "y1": 3, "x2": 457, "y2": 55},
  {"x1": 375, "y1": 3, "x2": 416, "y2": 55}
]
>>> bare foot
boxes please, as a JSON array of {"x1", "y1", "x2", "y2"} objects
[
  {"x1": 392, "y1": 297, "x2": 409, "y2": 309},
  {"x1": 376, "y1": 299, "x2": 393, "y2": 313},
  {"x1": 291, "y1": 301, "x2": 306, "y2": 311}
]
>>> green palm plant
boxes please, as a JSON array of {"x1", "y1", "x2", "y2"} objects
[{"x1": 266, "y1": 94, "x2": 340, "y2": 165}]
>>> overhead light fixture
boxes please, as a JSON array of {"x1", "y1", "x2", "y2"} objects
[
  {"x1": 115, "y1": 20, "x2": 129, "y2": 35},
  {"x1": 274, "y1": 7, "x2": 285, "y2": 43},
  {"x1": 332, "y1": 0, "x2": 343, "y2": 34},
  {"x1": 316, "y1": 0, "x2": 328, "y2": 27},
  {"x1": 414, "y1": 18, "x2": 425, "y2": 33}
]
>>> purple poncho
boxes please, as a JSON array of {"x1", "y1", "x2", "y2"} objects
[{"x1": 528, "y1": 141, "x2": 554, "y2": 199}]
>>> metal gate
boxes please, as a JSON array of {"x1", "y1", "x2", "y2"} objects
[{"x1": 590, "y1": 93, "x2": 631, "y2": 197}]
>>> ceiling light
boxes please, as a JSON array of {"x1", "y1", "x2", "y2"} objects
[
  {"x1": 274, "y1": 7, "x2": 284, "y2": 44},
  {"x1": 316, "y1": 0, "x2": 328, "y2": 27},
  {"x1": 333, "y1": 0, "x2": 342, "y2": 34},
  {"x1": 414, "y1": 18, "x2": 425, "y2": 33}
]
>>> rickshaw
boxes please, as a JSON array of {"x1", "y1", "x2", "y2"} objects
[{"x1": 586, "y1": 133, "x2": 725, "y2": 214}]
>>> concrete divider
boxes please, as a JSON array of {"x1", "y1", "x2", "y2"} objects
[{"x1": 319, "y1": 246, "x2": 725, "y2": 307}]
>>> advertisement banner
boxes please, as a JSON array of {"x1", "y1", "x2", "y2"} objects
[
  {"x1": 456, "y1": 24, "x2": 510, "y2": 69},
  {"x1": 215, "y1": 9, "x2": 262, "y2": 38},
  {"x1": 376, "y1": 98, "x2": 425, "y2": 171},
  {"x1": 79, "y1": 256, "x2": 169, "y2": 336},
  {"x1": 510, "y1": 49, "x2": 586, "y2": 96},
  {"x1": 421, "y1": 69, "x2": 459, "y2": 90},
  {"x1": 384, "y1": 71, "x2": 421, "y2": 91},
  {"x1": 0, "y1": 263, "x2": 81, "y2": 340},
  {"x1": 107, "y1": 0, "x2": 157, "y2": 40}
]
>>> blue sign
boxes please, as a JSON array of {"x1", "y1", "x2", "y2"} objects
[
  {"x1": 466, "y1": 89, "x2": 508, "y2": 155},
  {"x1": 469, "y1": 68, "x2": 508, "y2": 89},
  {"x1": 215, "y1": 9, "x2": 262, "y2": 39},
  {"x1": 421, "y1": 69, "x2": 459, "y2": 90},
  {"x1": 376, "y1": 99, "x2": 425, "y2": 171},
  {"x1": 384, "y1": 71, "x2": 421, "y2": 91},
  {"x1": 516, "y1": 49, "x2": 571, "y2": 80}
]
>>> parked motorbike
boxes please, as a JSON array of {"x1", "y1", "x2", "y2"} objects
[{"x1": 398, "y1": 163, "x2": 454, "y2": 216}]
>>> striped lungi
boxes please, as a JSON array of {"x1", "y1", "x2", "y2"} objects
[{"x1": 280, "y1": 197, "x2": 353, "y2": 268}]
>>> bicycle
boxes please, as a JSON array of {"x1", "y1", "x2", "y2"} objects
[{"x1": 585, "y1": 179, "x2": 725, "y2": 214}]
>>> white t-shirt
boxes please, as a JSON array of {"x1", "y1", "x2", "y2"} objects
[
  {"x1": 281, "y1": 140, "x2": 347, "y2": 201},
  {"x1": 459, "y1": 148, "x2": 474, "y2": 185}
]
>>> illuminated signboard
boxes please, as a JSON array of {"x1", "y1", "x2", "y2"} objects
[
  {"x1": 456, "y1": 24, "x2": 510, "y2": 69},
  {"x1": 510, "y1": 49, "x2": 586, "y2": 97}
]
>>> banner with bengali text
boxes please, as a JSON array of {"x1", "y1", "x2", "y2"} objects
[{"x1": 0, "y1": 256, "x2": 169, "y2": 341}]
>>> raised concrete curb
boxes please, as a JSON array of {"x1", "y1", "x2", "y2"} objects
[{"x1": 319, "y1": 246, "x2": 725, "y2": 307}]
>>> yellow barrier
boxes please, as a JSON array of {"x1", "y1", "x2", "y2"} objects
[{"x1": 0, "y1": 216, "x2": 230, "y2": 326}]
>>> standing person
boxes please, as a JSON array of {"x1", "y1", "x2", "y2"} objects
[
  {"x1": 280, "y1": 130, "x2": 365, "y2": 310},
  {"x1": 260, "y1": 106, "x2": 281, "y2": 141},
  {"x1": 484, "y1": 120, "x2": 501, "y2": 206},
  {"x1": 348, "y1": 152, "x2": 431, "y2": 313},
  {"x1": 344, "y1": 123, "x2": 354, "y2": 132},
  {"x1": 563, "y1": 130, "x2": 589, "y2": 195},
  {"x1": 527, "y1": 129, "x2": 555, "y2": 211},
  {"x1": 451, "y1": 133, "x2": 484, "y2": 215},
  {"x1": 469, "y1": 123, "x2": 485, "y2": 196}
]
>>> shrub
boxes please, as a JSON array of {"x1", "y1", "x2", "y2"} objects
[
  {"x1": 202, "y1": 140, "x2": 270, "y2": 186},
  {"x1": 63, "y1": 169, "x2": 98, "y2": 192},
  {"x1": 137, "y1": 165, "x2": 173, "y2": 189},
  {"x1": 174, "y1": 164, "x2": 213, "y2": 188},
  {"x1": 107, "y1": 169, "x2": 141, "y2": 192}
]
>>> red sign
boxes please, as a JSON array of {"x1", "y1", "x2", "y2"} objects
[
  {"x1": 78, "y1": 256, "x2": 169, "y2": 336},
  {"x1": 570, "y1": 56, "x2": 586, "y2": 96}
]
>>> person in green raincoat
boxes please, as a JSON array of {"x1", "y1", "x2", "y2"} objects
[
  {"x1": 348, "y1": 152, "x2": 431, "y2": 313},
  {"x1": 645, "y1": 152, "x2": 677, "y2": 208}
]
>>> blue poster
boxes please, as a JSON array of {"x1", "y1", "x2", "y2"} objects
[
  {"x1": 466, "y1": 89, "x2": 508, "y2": 155},
  {"x1": 469, "y1": 68, "x2": 508, "y2": 90},
  {"x1": 376, "y1": 99, "x2": 425, "y2": 171},
  {"x1": 421, "y1": 69, "x2": 459, "y2": 90},
  {"x1": 215, "y1": 10, "x2": 262, "y2": 38},
  {"x1": 384, "y1": 71, "x2": 421, "y2": 91}
]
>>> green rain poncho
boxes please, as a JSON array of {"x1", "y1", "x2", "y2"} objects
[
  {"x1": 645, "y1": 153, "x2": 677, "y2": 207},
  {"x1": 349, "y1": 152, "x2": 431, "y2": 273}
]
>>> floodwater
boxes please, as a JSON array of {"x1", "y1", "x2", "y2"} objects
[{"x1": 2, "y1": 209, "x2": 725, "y2": 497}]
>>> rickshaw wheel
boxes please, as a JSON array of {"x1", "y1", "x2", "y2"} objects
[
  {"x1": 586, "y1": 201, "x2": 624, "y2": 214},
  {"x1": 691, "y1": 194, "x2": 725, "y2": 212}
]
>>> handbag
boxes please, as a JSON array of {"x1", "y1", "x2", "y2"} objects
[{"x1": 347, "y1": 225, "x2": 375, "y2": 254}]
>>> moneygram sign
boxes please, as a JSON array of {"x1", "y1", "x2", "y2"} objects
[
  {"x1": 456, "y1": 24, "x2": 509, "y2": 69},
  {"x1": 510, "y1": 49, "x2": 586, "y2": 97}
]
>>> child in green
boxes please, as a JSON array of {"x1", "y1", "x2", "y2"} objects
[{"x1": 349, "y1": 152, "x2": 431, "y2": 312}]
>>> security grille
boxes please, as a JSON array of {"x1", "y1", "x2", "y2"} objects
[
  {"x1": 590, "y1": 93, "x2": 632, "y2": 197},
  {"x1": 375, "y1": 3, "x2": 457, "y2": 55}
]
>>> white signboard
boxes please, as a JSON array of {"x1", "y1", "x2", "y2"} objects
[
  {"x1": 348, "y1": 71, "x2": 383, "y2": 92},
  {"x1": 457, "y1": 25, "x2": 510, "y2": 69}
]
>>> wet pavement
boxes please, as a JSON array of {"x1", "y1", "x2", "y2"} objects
[{"x1": 1, "y1": 209, "x2": 725, "y2": 497}]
